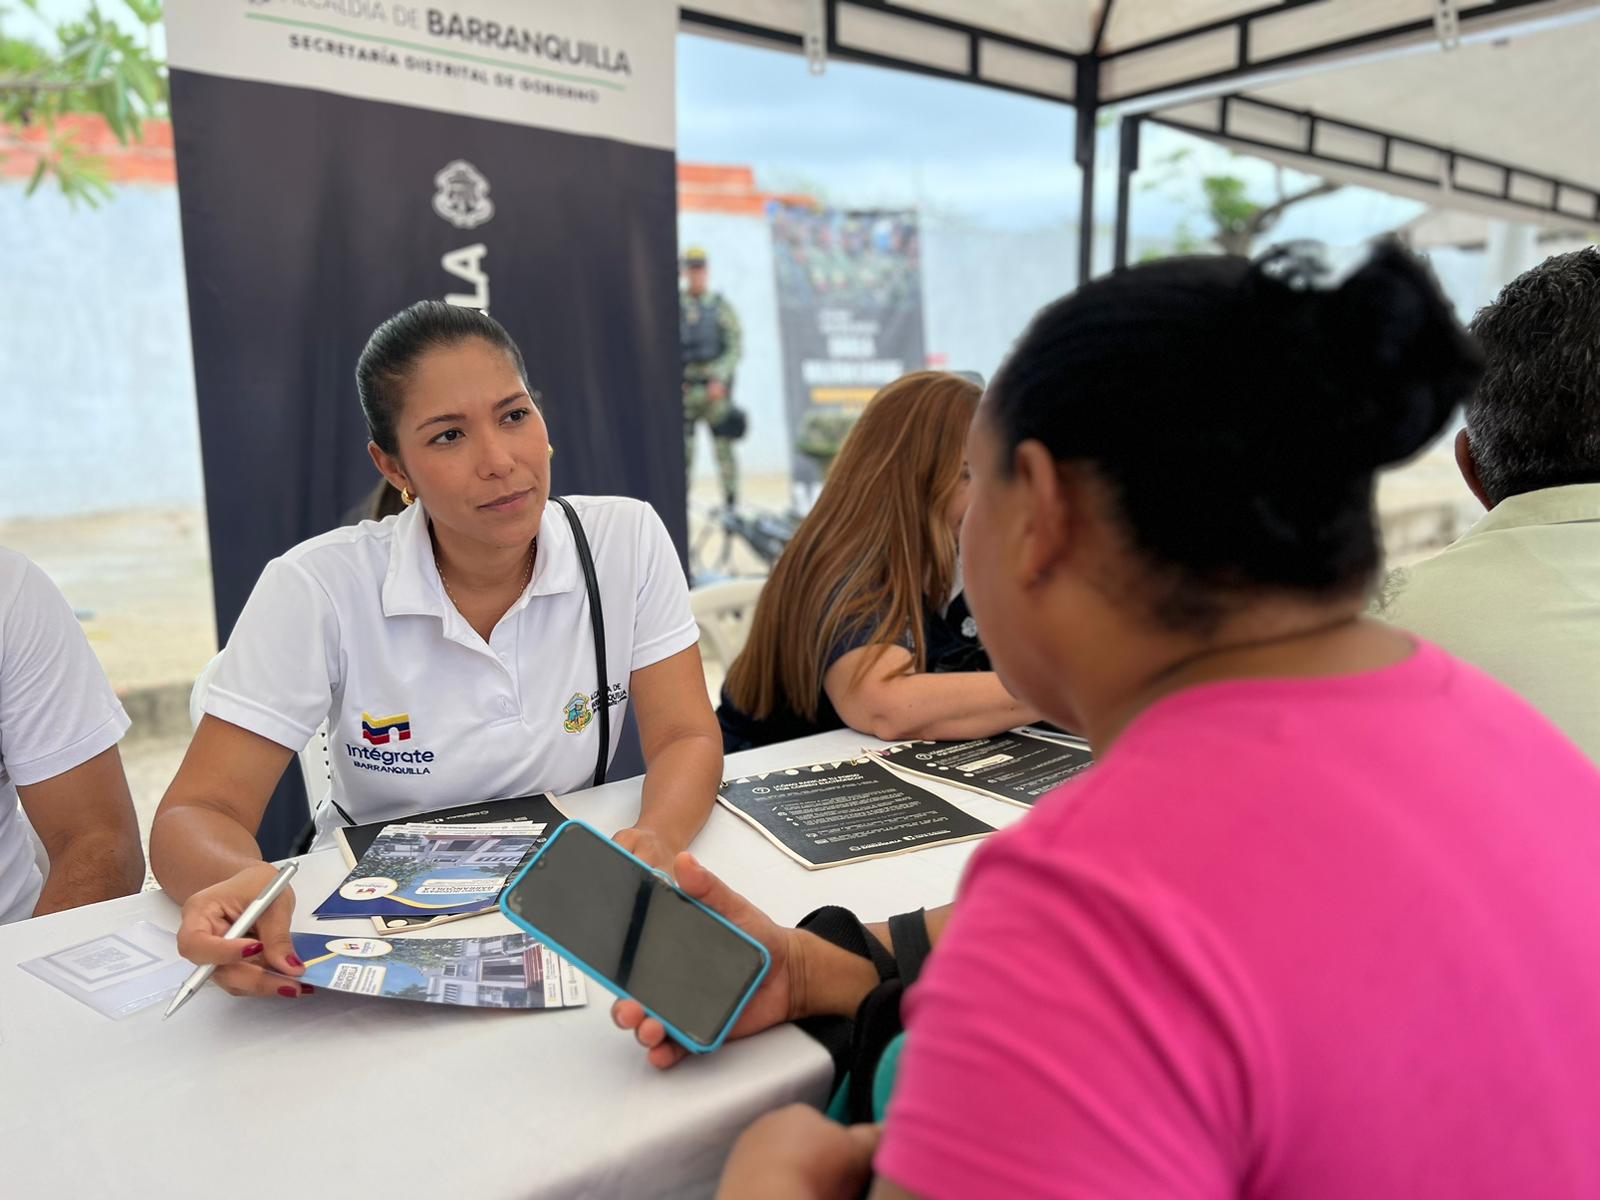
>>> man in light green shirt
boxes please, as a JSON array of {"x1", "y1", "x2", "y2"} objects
[{"x1": 1379, "y1": 248, "x2": 1600, "y2": 763}]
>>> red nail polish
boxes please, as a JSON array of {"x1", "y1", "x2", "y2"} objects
[
  {"x1": 300, "y1": 984, "x2": 315, "y2": 995},
  {"x1": 278, "y1": 986, "x2": 298, "y2": 998},
  {"x1": 286, "y1": 953, "x2": 304, "y2": 969},
  {"x1": 242, "y1": 942, "x2": 264, "y2": 959}
]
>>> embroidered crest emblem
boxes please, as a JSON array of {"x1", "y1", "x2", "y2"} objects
[{"x1": 562, "y1": 692, "x2": 594, "y2": 734}]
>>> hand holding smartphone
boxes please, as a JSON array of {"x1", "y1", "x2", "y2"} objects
[{"x1": 499, "y1": 821, "x2": 771, "y2": 1053}]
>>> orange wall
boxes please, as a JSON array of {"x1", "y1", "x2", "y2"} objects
[
  {"x1": 678, "y1": 161, "x2": 813, "y2": 214},
  {"x1": 0, "y1": 114, "x2": 176, "y2": 184}
]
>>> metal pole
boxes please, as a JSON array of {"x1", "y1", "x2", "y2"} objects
[
  {"x1": 1076, "y1": 57, "x2": 1099, "y2": 286},
  {"x1": 1113, "y1": 115, "x2": 1141, "y2": 271}
]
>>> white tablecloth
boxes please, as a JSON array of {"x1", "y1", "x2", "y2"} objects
[{"x1": 0, "y1": 730, "x2": 1027, "y2": 1199}]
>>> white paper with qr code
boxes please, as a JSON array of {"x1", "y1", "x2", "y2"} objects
[
  {"x1": 19, "y1": 922, "x2": 193, "y2": 1019},
  {"x1": 874, "y1": 731, "x2": 1094, "y2": 808},
  {"x1": 291, "y1": 931, "x2": 585, "y2": 1009}
]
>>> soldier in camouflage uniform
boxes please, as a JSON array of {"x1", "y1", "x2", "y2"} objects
[{"x1": 680, "y1": 246, "x2": 744, "y2": 507}]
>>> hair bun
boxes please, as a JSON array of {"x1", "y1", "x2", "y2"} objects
[{"x1": 1247, "y1": 239, "x2": 1483, "y2": 471}]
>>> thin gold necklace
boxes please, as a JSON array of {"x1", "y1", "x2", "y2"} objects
[{"x1": 438, "y1": 537, "x2": 537, "y2": 612}]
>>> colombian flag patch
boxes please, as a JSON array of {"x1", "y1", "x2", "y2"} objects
[{"x1": 361, "y1": 711, "x2": 412, "y2": 744}]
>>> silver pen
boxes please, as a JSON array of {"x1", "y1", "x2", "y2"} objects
[{"x1": 163, "y1": 860, "x2": 300, "y2": 1020}]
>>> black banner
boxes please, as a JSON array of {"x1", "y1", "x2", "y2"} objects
[
  {"x1": 168, "y1": 18, "x2": 678, "y2": 854},
  {"x1": 767, "y1": 203, "x2": 927, "y2": 499}
]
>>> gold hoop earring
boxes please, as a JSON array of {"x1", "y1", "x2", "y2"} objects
[
  {"x1": 401, "y1": 486, "x2": 415, "y2": 506},
  {"x1": 548, "y1": 444, "x2": 555, "y2": 460}
]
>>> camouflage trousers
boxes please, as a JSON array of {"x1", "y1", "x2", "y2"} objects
[{"x1": 683, "y1": 380, "x2": 739, "y2": 503}]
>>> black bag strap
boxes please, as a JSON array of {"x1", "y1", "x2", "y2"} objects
[
  {"x1": 553, "y1": 496, "x2": 609, "y2": 788},
  {"x1": 887, "y1": 908, "x2": 934, "y2": 986},
  {"x1": 842, "y1": 907, "x2": 933, "y2": 1124},
  {"x1": 845, "y1": 978, "x2": 907, "y2": 1124},
  {"x1": 327, "y1": 794, "x2": 356, "y2": 828},
  {"x1": 798, "y1": 905, "x2": 898, "y2": 980},
  {"x1": 794, "y1": 904, "x2": 933, "y2": 1106}
]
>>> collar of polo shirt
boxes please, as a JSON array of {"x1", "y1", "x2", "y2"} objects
[
  {"x1": 380, "y1": 500, "x2": 581, "y2": 623},
  {"x1": 1459, "y1": 481, "x2": 1600, "y2": 540}
]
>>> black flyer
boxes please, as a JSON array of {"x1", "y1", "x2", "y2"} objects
[{"x1": 718, "y1": 757, "x2": 995, "y2": 869}]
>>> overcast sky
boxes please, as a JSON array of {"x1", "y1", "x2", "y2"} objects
[{"x1": 677, "y1": 32, "x2": 1426, "y2": 245}]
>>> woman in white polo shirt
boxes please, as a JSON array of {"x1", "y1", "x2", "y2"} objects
[{"x1": 151, "y1": 301, "x2": 721, "y2": 1000}]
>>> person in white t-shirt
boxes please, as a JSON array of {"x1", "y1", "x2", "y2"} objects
[
  {"x1": 0, "y1": 548, "x2": 144, "y2": 922},
  {"x1": 151, "y1": 301, "x2": 722, "y2": 1000}
]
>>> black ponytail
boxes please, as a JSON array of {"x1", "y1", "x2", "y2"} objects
[
  {"x1": 356, "y1": 301, "x2": 530, "y2": 454},
  {"x1": 989, "y1": 238, "x2": 1482, "y2": 629}
]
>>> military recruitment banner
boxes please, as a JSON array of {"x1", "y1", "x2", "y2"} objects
[
  {"x1": 166, "y1": 0, "x2": 678, "y2": 856},
  {"x1": 767, "y1": 203, "x2": 927, "y2": 505}
]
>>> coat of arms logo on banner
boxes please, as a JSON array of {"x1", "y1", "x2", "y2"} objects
[{"x1": 432, "y1": 160, "x2": 495, "y2": 230}]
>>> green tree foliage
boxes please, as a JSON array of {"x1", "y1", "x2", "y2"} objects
[
  {"x1": 0, "y1": 0, "x2": 166, "y2": 206},
  {"x1": 1143, "y1": 146, "x2": 1341, "y2": 257}
]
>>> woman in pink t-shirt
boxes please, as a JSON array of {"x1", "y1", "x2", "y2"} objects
[{"x1": 615, "y1": 242, "x2": 1600, "y2": 1199}]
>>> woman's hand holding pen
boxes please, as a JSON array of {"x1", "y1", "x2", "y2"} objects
[{"x1": 175, "y1": 863, "x2": 312, "y2": 999}]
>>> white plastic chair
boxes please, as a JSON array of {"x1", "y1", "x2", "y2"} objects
[
  {"x1": 190, "y1": 651, "x2": 331, "y2": 814},
  {"x1": 688, "y1": 578, "x2": 766, "y2": 671}
]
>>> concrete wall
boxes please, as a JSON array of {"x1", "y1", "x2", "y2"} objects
[
  {"x1": 921, "y1": 219, "x2": 1077, "y2": 383},
  {"x1": 1422, "y1": 226, "x2": 1592, "y2": 324},
  {"x1": 0, "y1": 181, "x2": 204, "y2": 520}
]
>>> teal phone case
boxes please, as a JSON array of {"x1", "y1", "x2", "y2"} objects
[{"x1": 499, "y1": 820, "x2": 770, "y2": 1053}]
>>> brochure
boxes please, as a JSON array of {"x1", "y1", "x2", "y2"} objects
[
  {"x1": 334, "y1": 793, "x2": 567, "y2": 865},
  {"x1": 289, "y1": 931, "x2": 587, "y2": 1009},
  {"x1": 874, "y1": 731, "x2": 1094, "y2": 808},
  {"x1": 334, "y1": 794, "x2": 568, "y2": 934},
  {"x1": 313, "y1": 824, "x2": 542, "y2": 928},
  {"x1": 718, "y1": 756, "x2": 995, "y2": 869}
]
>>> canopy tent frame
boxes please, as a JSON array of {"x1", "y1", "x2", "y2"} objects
[
  {"x1": 682, "y1": 2, "x2": 1083, "y2": 106},
  {"x1": 1113, "y1": 113, "x2": 1142, "y2": 271},
  {"x1": 1095, "y1": 0, "x2": 1573, "y2": 105},
  {"x1": 678, "y1": 0, "x2": 1600, "y2": 281},
  {"x1": 1148, "y1": 92, "x2": 1600, "y2": 225}
]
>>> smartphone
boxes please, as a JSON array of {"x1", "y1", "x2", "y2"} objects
[{"x1": 499, "y1": 821, "x2": 771, "y2": 1053}]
